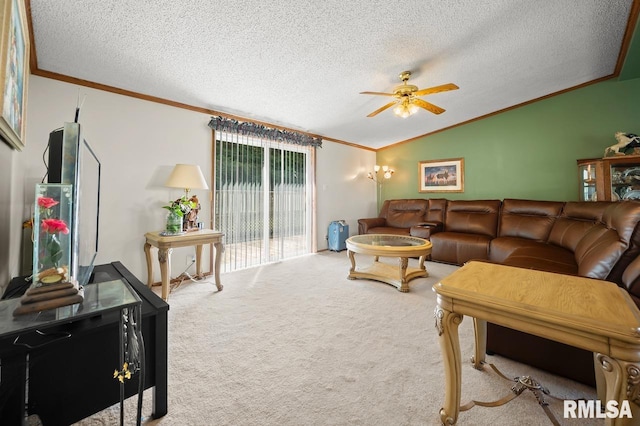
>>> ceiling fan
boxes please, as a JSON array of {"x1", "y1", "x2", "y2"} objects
[{"x1": 361, "y1": 71, "x2": 459, "y2": 118}]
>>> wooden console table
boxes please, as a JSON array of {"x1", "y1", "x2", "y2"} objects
[
  {"x1": 144, "y1": 229, "x2": 224, "y2": 300},
  {"x1": 433, "y1": 261, "x2": 640, "y2": 425}
]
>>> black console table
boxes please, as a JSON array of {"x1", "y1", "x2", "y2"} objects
[{"x1": 0, "y1": 262, "x2": 169, "y2": 425}]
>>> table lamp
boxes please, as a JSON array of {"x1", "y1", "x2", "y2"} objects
[
  {"x1": 165, "y1": 164, "x2": 209, "y2": 198},
  {"x1": 165, "y1": 164, "x2": 209, "y2": 232}
]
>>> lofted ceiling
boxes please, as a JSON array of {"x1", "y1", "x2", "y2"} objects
[{"x1": 28, "y1": 0, "x2": 639, "y2": 150}]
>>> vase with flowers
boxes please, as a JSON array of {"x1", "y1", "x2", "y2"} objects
[
  {"x1": 33, "y1": 184, "x2": 73, "y2": 285},
  {"x1": 162, "y1": 196, "x2": 197, "y2": 235}
]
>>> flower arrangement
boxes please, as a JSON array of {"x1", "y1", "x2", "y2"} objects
[
  {"x1": 163, "y1": 196, "x2": 198, "y2": 234},
  {"x1": 38, "y1": 197, "x2": 69, "y2": 269},
  {"x1": 33, "y1": 185, "x2": 73, "y2": 285},
  {"x1": 163, "y1": 196, "x2": 197, "y2": 218}
]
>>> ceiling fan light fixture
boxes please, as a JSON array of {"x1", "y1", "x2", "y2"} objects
[
  {"x1": 361, "y1": 71, "x2": 458, "y2": 118},
  {"x1": 393, "y1": 100, "x2": 418, "y2": 118}
]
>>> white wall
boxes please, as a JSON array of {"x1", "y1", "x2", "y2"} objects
[
  {"x1": 0, "y1": 141, "x2": 21, "y2": 294},
  {"x1": 315, "y1": 143, "x2": 377, "y2": 249},
  {"x1": 17, "y1": 75, "x2": 377, "y2": 284}
]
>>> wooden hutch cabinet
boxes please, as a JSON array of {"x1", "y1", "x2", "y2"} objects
[{"x1": 577, "y1": 156, "x2": 640, "y2": 201}]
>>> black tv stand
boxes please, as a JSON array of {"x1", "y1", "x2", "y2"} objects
[{"x1": 0, "y1": 262, "x2": 169, "y2": 424}]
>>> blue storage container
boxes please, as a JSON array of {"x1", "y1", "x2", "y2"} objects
[{"x1": 328, "y1": 220, "x2": 349, "y2": 251}]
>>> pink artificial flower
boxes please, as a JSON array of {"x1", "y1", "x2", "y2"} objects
[
  {"x1": 41, "y1": 218, "x2": 69, "y2": 234},
  {"x1": 38, "y1": 197, "x2": 59, "y2": 209}
]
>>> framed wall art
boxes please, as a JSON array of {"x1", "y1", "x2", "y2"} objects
[
  {"x1": 0, "y1": 0, "x2": 29, "y2": 151},
  {"x1": 418, "y1": 158, "x2": 464, "y2": 193}
]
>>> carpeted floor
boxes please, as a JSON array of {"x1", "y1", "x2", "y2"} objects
[{"x1": 75, "y1": 251, "x2": 598, "y2": 425}]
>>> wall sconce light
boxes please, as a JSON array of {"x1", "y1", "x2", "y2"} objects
[{"x1": 368, "y1": 165, "x2": 395, "y2": 183}]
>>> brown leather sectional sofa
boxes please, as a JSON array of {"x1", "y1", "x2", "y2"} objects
[{"x1": 358, "y1": 198, "x2": 640, "y2": 386}]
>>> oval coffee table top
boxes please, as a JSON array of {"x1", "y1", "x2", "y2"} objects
[{"x1": 346, "y1": 234, "x2": 432, "y2": 256}]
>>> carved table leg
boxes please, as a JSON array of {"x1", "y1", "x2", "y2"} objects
[
  {"x1": 595, "y1": 353, "x2": 640, "y2": 425},
  {"x1": 195, "y1": 244, "x2": 203, "y2": 278},
  {"x1": 144, "y1": 242, "x2": 153, "y2": 288},
  {"x1": 595, "y1": 352, "x2": 606, "y2": 403},
  {"x1": 213, "y1": 242, "x2": 224, "y2": 291},
  {"x1": 157, "y1": 248, "x2": 172, "y2": 301},
  {"x1": 398, "y1": 257, "x2": 409, "y2": 292},
  {"x1": 472, "y1": 318, "x2": 487, "y2": 369},
  {"x1": 418, "y1": 254, "x2": 429, "y2": 276},
  {"x1": 435, "y1": 304, "x2": 464, "y2": 425},
  {"x1": 347, "y1": 250, "x2": 356, "y2": 279}
]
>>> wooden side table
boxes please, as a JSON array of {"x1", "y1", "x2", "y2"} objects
[
  {"x1": 433, "y1": 261, "x2": 640, "y2": 425},
  {"x1": 144, "y1": 229, "x2": 224, "y2": 300}
]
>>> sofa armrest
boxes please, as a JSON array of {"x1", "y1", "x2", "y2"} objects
[
  {"x1": 410, "y1": 222, "x2": 443, "y2": 239},
  {"x1": 358, "y1": 217, "x2": 386, "y2": 234},
  {"x1": 622, "y1": 256, "x2": 640, "y2": 303}
]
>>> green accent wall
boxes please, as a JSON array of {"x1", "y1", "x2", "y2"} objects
[{"x1": 378, "y1": 77, "x2": 640, "y2": 202}]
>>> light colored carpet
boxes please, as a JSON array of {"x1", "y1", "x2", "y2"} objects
[{"x1": 75, "y1": 251, "x2": 598, "y2": 425}]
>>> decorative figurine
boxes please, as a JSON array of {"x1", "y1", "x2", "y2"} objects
[
  {"x1": 184, "y1": 195, "x2": 201, "y2": 231},
  {"x1": 605, "y1": 132, "x2": 640, "y2": 157}
]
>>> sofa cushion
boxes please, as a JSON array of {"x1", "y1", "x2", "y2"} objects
[
  {"x1": 426, "y1": 198, "x2": 447, "y2": 223},
  {"x1": 573, "y1": 201, "x2": 640, "y2": 280},
  {"x1": 622, "y1": 255, "x2": 640, "y2": 306},
  {"x1": 385, "y1": 199, "x2": 429, "y2": 228},
  {"x1": 489, "y1": 237, "x2": 550, "y2": 263},
  {"x1": 575, "y1": 225, "x2": 628, "y2": 279},
  {"x1": 430, "y1": 232, "x2": 492, "y2": 264},
  {"x1": 548, "y1": 218, "x2": 600, "y2": 252},
  {"x1": 444, "y1": 200, "x2": 501, "y2": 237},
  {"x1": 602, "y1": 201, "x2": 640, "y2": 284},
  {"x1": 498, "y1": 199, "x2": 563, "y2": 241},
  {"x1": 547, "y1": 202, "x2": 611, "y2": 252},
  {"x1": 501, "y1": 244, "x2": 578, "y2": 276}
]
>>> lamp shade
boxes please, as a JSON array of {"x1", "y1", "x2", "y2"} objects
[{"x1": 165, "y1": 164, "x2": 209, "y2": 190}]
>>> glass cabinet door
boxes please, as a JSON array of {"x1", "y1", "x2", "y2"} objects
[
  {"x1": 611, "y1": 162, "x2": 640, "y2": 201},
  {"x1": 578, "y1": 161, "x2": 598, "y2": 201}
]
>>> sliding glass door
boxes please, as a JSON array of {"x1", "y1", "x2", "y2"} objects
[{"x1": 214, "y1": 135, "x2": 312, "y2": 272}]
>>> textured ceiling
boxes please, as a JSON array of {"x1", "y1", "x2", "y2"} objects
[{"x1": 29, "y1": 0, "x2": 637, "y2": 150}]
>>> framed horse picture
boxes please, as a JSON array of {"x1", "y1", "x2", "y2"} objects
[{"x1": 418, "y1": 158, "x2": 464, "y2": 193}]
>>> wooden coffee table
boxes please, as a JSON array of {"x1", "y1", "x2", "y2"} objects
[
  {"x1": 433, "y1": 261, "x2": 640, "y2": 425},
  {"x1": 345, "y1": 234, "x2": 432, "y2": 292}
]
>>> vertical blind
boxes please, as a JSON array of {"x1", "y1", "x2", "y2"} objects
[{"x1": 211, "y1": 123, "x2": 316, "y2": 272}]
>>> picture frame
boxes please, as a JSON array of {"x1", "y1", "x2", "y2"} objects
[
  {"x1": 418, "y1": 158, "x2": 464, "y2": 193},
  {"x1": 0, "y1": 0, "x2": 29, "y2": 151}
]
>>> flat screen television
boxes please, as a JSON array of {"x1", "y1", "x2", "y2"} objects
[{"x1": 47, "y1": 122, "x2": 101, "y2": 286}]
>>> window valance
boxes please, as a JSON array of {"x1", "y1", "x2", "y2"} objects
[{"x1": 208, "y1": 116, "x2": 322, "y2": 148}]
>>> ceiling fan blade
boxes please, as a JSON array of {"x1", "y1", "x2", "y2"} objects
[
  {"x1": 413, "y1": 98, "x2": 445, "y2": 115},
  {"x1": 414, "y1": 83, "x2": 459, "y2": 96},
  {"x1": 367, "y1": 101, "x2": 396, "y2": 117},
  {"x1": 360, "y1": 91, "x2": 396, "y2": 96}
]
